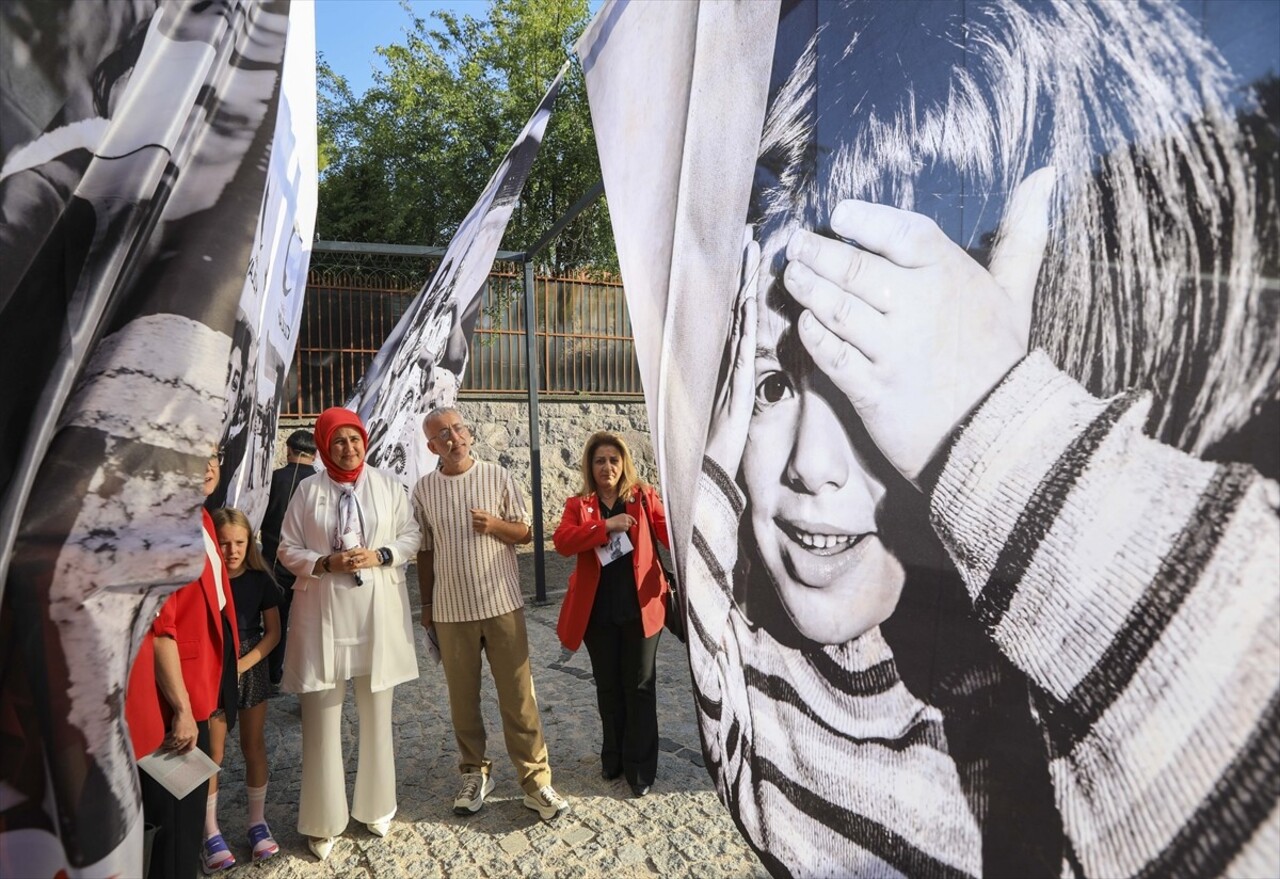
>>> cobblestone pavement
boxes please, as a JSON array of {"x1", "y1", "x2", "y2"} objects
[{"x1": 211, "y1": 547, "x2": 767, "y2": 878}]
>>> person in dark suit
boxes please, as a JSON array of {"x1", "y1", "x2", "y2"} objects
[{"x1": 261, "y1": 428, "x2": 314, "y2": 686}]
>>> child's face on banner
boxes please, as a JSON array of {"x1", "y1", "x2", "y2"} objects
[{"x1": 740, "y1": 287, "x2": 904, "y2": 645}]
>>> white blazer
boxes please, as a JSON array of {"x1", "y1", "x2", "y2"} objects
[{"x1": 278, "y1": 466, "x2": 421, "y2": 694}]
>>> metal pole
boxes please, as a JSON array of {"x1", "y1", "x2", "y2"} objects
[
  {"x1": 522, "y1": 258, "x2": 548, "y2": 603},
  {"x1": 516, "y1": 179, "x2": 604, "y2": 604}
]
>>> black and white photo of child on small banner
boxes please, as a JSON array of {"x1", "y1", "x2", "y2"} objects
[
  {"x1": 353, "y1": 63, "x2": 569, "y2": 489},
  {"x1": 596, "y1": 530, "x2": 633, "y2": 566}
]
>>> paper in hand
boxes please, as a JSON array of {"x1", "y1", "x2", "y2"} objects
[
  {"x1": 138, "y1": 745, "x2": 220, "y2": 800},
  {"x1": 595, "y1": 531, "x2": 633, "y2": 566}
]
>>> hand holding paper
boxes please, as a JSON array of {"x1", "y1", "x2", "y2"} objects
[
  {"x1": 138, "y1": 746, "x2": 220, "y2": 800},
  {"x1": 595, "y1": 530, "x2": 633, "y2": 566}
]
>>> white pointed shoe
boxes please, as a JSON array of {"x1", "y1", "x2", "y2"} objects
[
  {"x1": 367, "y1": 818, "x2": 392, "y2": 838},
  {"x1": 307, "y1": 836, "x2": 335, "y2": 861}
]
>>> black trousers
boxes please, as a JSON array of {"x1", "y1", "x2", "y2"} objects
[
  {"x1": 582, "y1": 617, "x2": 661, "y2": 787},
  {"x1": 139, "y1": 720, "x2": 211, "y2": 879}
]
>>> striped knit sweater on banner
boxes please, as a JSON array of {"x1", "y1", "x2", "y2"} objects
[
  {"x1": 688, "y1": 460, "x2": 983, "y2": 879},
  {"x1": 688, "y1": 350, "x2": 1280, "y2": 878},
  {"x1": 929, "y1": 352, "x2": 1280, "y2": 879},
  {"x1": 411, "y1": 460, "x2": 528, "y2": 623}
]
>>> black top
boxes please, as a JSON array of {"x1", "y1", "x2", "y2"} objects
[
  {"x1": 230, "y1": 568, "x2": 282, "y2": 643},
  {"x1": 261, "y1": 461, "x2": 311, "y2": 568},
  {"x1": 590, "y1": 496, "x2": 640, "y2": 625}
]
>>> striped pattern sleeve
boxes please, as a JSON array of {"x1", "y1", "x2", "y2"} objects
[
  {"x1": 500, "y1": 467, "x2": 529, "y2": 525},
  {"x1": 930, "y1": 350, "x2": 1280, "y2": 879},
  {"x1": 688, "y1": 460, "x2": 982, "y2": 879},
  {"x1": 411, "y1": 476, "x2": 434, "y2": 553},
  {"x1": 409, "y1": 462, "x2": 523, "y2": 623}
]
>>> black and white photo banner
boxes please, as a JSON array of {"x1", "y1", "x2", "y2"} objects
[
  {"x1": 210, "y1": 1, "x2": 318, "y2": 530},
  {"x1": 0, "y1": 1, "x2": 308, "y2": 874},
  {"x1": 584, "y1": 1, "x2": 1280, "y2": 877}
]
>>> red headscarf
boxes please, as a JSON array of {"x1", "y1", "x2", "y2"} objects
[{"x1": 314, "y1": 407, "x2": 368, "y2": 484}]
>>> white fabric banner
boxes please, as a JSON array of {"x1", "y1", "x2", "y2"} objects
[
  {"x1": 218, "y1": 1, "x2": 319, "y2": 529},
  {"x1": 577, "y1": 0, "x2": 777, "y2": 560},
  {"x1": 575, "y1": 0, "x2": 700, "y2": 455}
]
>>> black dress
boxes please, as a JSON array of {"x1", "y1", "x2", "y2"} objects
[{"x1": 228, "y1": 568, "x2": 281, "y2": 709}]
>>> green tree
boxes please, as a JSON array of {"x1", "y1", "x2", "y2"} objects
[{"x1": 317, "y1": 0, "x2": 614, "y2": 274}]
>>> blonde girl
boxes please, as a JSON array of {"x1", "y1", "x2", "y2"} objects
[{"x1": 204, "y1": 507, "x2": 282, "y2": 870}]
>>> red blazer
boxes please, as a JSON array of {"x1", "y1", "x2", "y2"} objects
[
  {"x1": 553, "y1": 483, "x2": 670, "y2": 650},
  {"x1": 125, "y1": 509, "x2": 239, "y2": 758}
]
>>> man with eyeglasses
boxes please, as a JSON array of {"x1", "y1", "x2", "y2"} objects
[{"x1": 410, "y1": 407, "x2": 569, "y2": 822}]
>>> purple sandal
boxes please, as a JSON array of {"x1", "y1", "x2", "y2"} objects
[
  {"x1": 248, "y1": 822, "x2": 280, "y2": 862},
  {"x1": 201, "y1": 833, "x2": 236, "y2": 874}
]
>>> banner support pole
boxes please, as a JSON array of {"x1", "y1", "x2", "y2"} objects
[
  {"x1": 518, "y1": 179, "x2": 605, "y2": 605},
  {"x1": 521, "y1": 257, "x2": 548, "y2": 603}
]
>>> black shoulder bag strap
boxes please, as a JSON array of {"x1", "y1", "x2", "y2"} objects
[{"x1": 639, "y1": 488, "x2": 686, "y2": 643}]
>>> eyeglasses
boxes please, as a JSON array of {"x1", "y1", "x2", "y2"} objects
[{"x1": 432, "y1": 423, "x2": 473, "y2": 444}]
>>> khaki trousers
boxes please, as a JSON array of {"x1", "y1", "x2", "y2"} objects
[
  {"x1": 435, "y1": 608, "x2": 552, "y2": 794},
  {"x1": 297, "y1": 675, "x2": 396, "y2": 838}
]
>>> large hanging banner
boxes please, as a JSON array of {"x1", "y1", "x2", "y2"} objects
[
  {"x1": 351, "y1": 63, "x2": 568, "y2": 488},
  {"x1": 583, "y1": 1, "x2": 1280, "y2": 877},
  {"x1": 0, "y1": 1, "x2": 311, "y2": 875},
  {"x1": 574, "y1": 0, "x2": 700, "y2": 446}
]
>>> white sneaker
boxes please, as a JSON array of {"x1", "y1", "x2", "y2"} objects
[
  {"x1": 453, "y1": 772, "x2": 495, "y2": 815},
  {"x1": 307, "y1": 836, "x2": 335, "y2": 861},
  {"x1": 522, "y1": 785, "x2": 569, "y2": 821}
]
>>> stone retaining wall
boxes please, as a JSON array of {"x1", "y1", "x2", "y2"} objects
[{"x1": 278, "y1": 398, "x2": 653, "y2": 530}]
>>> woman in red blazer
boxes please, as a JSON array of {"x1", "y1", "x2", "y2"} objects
[{"x1": 553, "y1": 431, "x2": 670, "y2": 797}]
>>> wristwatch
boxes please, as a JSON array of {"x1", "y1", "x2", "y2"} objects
[{"x1": 377, "y1": 547, "x2": 393, "y2": 566}]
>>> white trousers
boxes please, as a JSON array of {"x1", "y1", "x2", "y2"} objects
[{"x1": 297, "y1": 675, "x2": 396, "y2": 838}]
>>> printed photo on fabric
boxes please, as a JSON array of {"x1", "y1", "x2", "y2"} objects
[
  {"x1": 353, "y1": 65, "x2": 569, "y2": 490},
  {"x1": 0, "y1": 1, "x2": 315, "y2": 875},
  {"x1": 581, "y1": 1, "x2": 1280, "y2": 877}
]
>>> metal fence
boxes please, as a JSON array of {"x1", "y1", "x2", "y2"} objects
[{"x1": 286, "y1": 246, "x2": 640, "y2": 417}]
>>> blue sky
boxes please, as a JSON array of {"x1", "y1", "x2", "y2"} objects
[
  {"x1": 315, "y1": 0, "x2": 603, "y2": 97},
  {"x1": 315, "y1": 0, "x2": 482, "y2": 96}
]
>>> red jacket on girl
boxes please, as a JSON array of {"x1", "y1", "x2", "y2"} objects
[{"x1": 125, "y1": 509, "x2": 238, "y2": 758}]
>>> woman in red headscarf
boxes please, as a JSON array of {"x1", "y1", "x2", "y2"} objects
[{"x1": 276, "y1": 407, "x2": 421, "y2": 861}]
